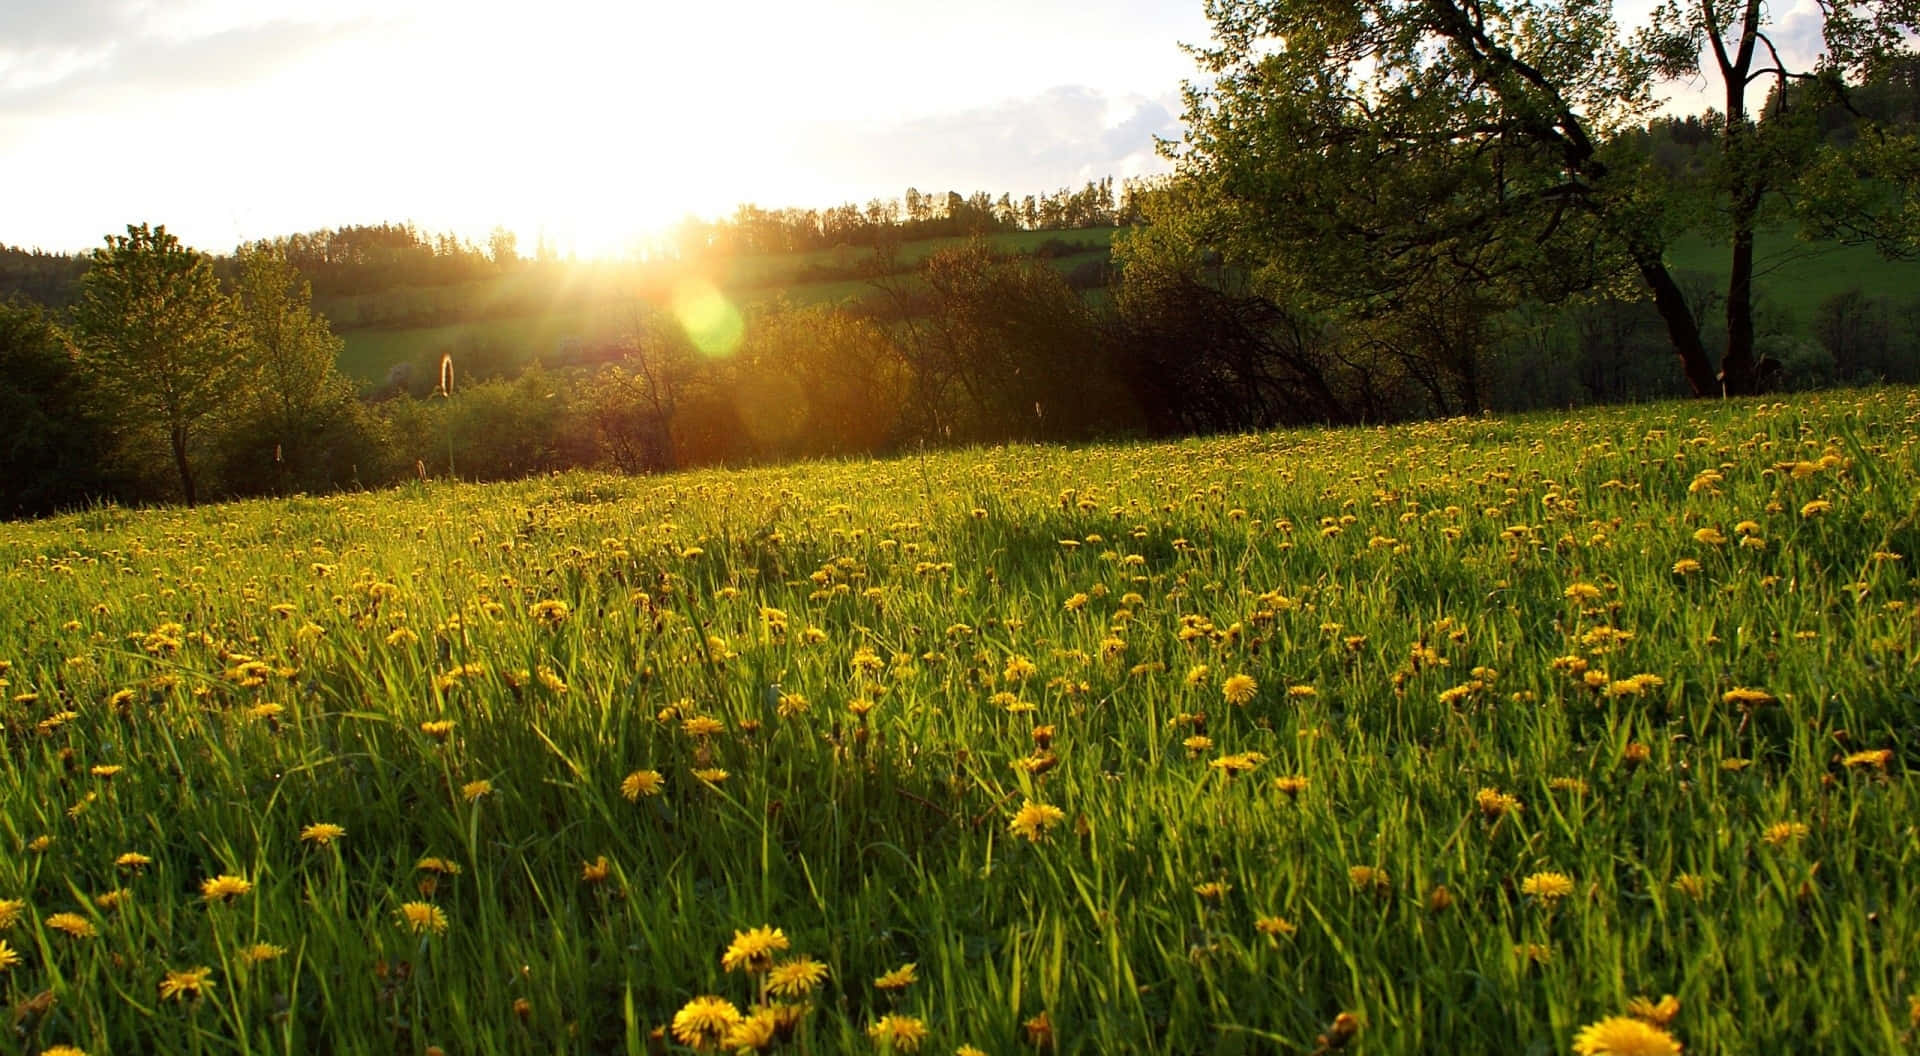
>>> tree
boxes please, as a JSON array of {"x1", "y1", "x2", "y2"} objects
[
  {"x1": 488, "y1": 226, "x2": 519, "y2": 268},
  {"x1": 219, "y1": 242, "x2": 378, "y2": 494},
  {"x1": 0, "y1": 301, "x2": 129, "y2": 517},
  {"x1": 1170, "y1": 0, "x2": 1917, "y2": 397},
  {"x1": 234, "y1": 244, "x2": 346, "y2": 444},
  {"x1": 71, "y1": 224, "x2": 243, "y2": 506}
]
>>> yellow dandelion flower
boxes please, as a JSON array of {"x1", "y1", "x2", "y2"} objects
[
  {"x1": 1193, "y1": 881, "x2": 1232, "y2": 900},
  {"x1": 201, "y1": 875, "x2": 253, "y2": 903},
  {"x1": 1348, "y1": 865, "x2": 1390, "y2": 893},
  {"x1": 1799, "y1": 499, "x2": 1832, "y2": 518},
  {"x1": 1273, "y1": 775, "x2": 1309, "y2": 798},
  {"x1": 1255, "y1": 915, "x2": 1297, "y2": 940},
  {"x1": 1762, "y1": 820, "x2": 1809, "y2": 846},
  {"x1": 682, "y1": 715, "x2": 726, "y2": 737},
  {"x1": 621, "y1": 769, "x2": 664, "y2": 800},
  {"x1": 416, "y1": 857, "x2": 463, "y2": 875},
  {"x1": 0, "y1": 899, "x2": 24, "y2": 929},
  {"x1": 1670, "y1": 558, "x2": 1701, "y2": 575},
  {"x1": 1571, "y1": 1014, "x2": 1682, "y2": 1055},
  {"x1": 777, "y1": 692, "x2": 811, "y2": 717},
  {"x1": 672, "y1": 995, "x2": 742, "y2": 1050},
  {"x1": 692, "y1": 768, "x2": 731, "y2": 784},
  {"x1": 42, "y1": 1046, "x2": 88, "y2": 1056},
  {"x1": 1721, "y1": 686, "x2": 1774, "y2": 707},
  {"x1": 45, "y1": 912, "x2": 96, "y2": 939},
  {"x1": 1842, "y1": 748, "x2": 1892, "y2": 770},
  {"x1": 1222, "y1": 673, "x2": 1258, "y2": 705},
  {"x1": 1209, "y1": 751, "x2": 1267, "y2": 775},
  {"x1": 867, "y1": 1013, "x2": 929, "y2": 1051},
  {"x1": 0, "y1": 940, "x2": 20, "y2": 970},
  {"x1": 581, "y1": 856, "x2": 613, "y2": 884},
  {"x1": 721, "y1": 925, "x2": 790, "y2": 974},
  {"x1": 765, "y1": 956, "x2": 829, "y2": 997},
  {"x1": 395, "y1": 901, "x2": 448, "y2": 935},
  {"x1": 1522, "y1": 871, "x2": 1575, "y2": 901},
  {"x1": 159, "y1": 966, "x2": 214, "y2": 1002},
  {"x1": 724, "y1": 1007, "x2": 780, "y2": 1052},
  {"x1": 1476, "y1": 787, "x2": 1523, "y2": 818},
  {"x1": 873, "y1": 962, "x2": 918, "y2": 990},
  {"x1": 1692, "y1": 527, "x2": 1726, "y2": 546},
  {"x1": 300, "y1": 823, "x2": 346, "y2": 846},
  {"x1": 1008, "y1": 801, "x2": 1066, "y2": 842},
  {"x1": 420, "y1": 720, "x2": 455, "y2": 741},
  {"x1": 239, "y1": 943, "x2": 287, "y2": 965},
  {"x1": 460, "y1": 779, "x2": 492, "y2": 802}
]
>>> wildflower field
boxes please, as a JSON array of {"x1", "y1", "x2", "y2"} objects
[{"x1": 2, "y1": 389, "x2": 1917, "y2": 1055}]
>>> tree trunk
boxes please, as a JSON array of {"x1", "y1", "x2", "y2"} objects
[
  {"x1": 171, "y1": 424, "x2": 197, "y2": 507},
  {"x1": 1630, "y1": 252, "x2": 1720, "y2": 396},
  {"x1": 1720, "y1": 180, "x2": 1763, "y2": 393}
]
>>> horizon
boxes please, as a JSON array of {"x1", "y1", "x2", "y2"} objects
[{"x1": 3, "y1": 0, "x2": 1823, "y2": 259}]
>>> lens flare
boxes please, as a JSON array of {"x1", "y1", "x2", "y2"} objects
[{"x1": 672, "y1": 279, "x2": 744, "y2": 358}]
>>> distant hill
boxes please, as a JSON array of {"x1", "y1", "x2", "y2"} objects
[{"x1": 320, "y1": 227, "x2": 1121, "y2": 387}]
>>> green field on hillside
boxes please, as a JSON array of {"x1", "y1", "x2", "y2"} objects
[
  {"x1": 1663, "y1": 229, "x2": 1920, "y2": 328},
  {"x1": 2, "y1": 389, "x2": 1916, "y2": 1053},
  {"x1": 330, "y1": 230, "x2": 1118, "y2": 385},
  {"x1": 330, "y1": 224, "x2": 1917, "y2": 388}
]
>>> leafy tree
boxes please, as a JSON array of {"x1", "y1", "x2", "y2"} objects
[
  {"x1": 71, "y1": 224, "x2": 243, "y2": 506},
  {"x1": 215, "y1": 242, "x2": 385, "y2": 495},
  {"x1": 0, "y1": 302, "x2": 130, "y2": 517},
  {"x1": 234, "y1": 245, "x2": 347, "y2": 445},
  {"x1": 1168, "y1": 0, "x2": 1917, "y2": 396}
]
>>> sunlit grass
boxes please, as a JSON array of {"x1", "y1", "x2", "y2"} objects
[{"x1": 1, "y1": 388, "x2": 1915, "y2": 1053}]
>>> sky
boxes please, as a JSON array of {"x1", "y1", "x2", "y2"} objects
[
  {"x1": 0, "y1": 0, "x2": 1824, "y2": 258},
  {"x1": 0, "y1": 0, "x2": 1214, "y2": 256}
]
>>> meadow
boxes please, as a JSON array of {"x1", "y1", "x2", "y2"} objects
[
  {"x1": 325, "y1": 229, "x2": 1120, "y2": 386},
  {"x1": 1, "y1": 388, "x2": 1916, "y2": 1054}
]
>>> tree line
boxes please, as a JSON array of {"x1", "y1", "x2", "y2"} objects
[
  {"x1": 9, "y1": 214, "x2": 1919, "y2": 519},
  {"x1": 0, "y1": 179, "x2": 1149, "y2": 308}
]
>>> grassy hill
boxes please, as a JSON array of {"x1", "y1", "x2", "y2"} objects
[
  {"x1": 326, "y1": 223, "x2": 1919, "y2": 389},
  {"x1": 327, "y1": 228, "x2": 1120, "y2": 385},
  {"x1": 2, "y1": 388, "x2": 1915, "y2": 1052},
  {"x1": 1663, "y1": 228, "x2": 1920, "y2": 328}
]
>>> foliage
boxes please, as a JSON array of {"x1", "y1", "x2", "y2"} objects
[
  {"x1": 1166, "y1": 0, "x2": 1918, "y2": 398},
  {"x1": 1, "y1": 389, "x2": 1916, "y2": 1052},
  {"x1": 0, "y1": 302, "x2": 134, "y2": 517},
  {"x1": 213, "y1": 243, "x2": 383, "y2": 494},
  {"x1": 70, "y1": 224, "x2": 244, "y2": 506}
]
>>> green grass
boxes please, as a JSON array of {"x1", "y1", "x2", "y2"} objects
[
  {"x1": 331, "y1": 222, "x2": 1920, "y2": 388},
  {"x1": 3, "y1": 389, "x2": 1918, "y2": 1052},
  {"x1": 1664, "y1": 227, "x2": 1920, "y2": 329},
  {"x1": 329, "y1": 229, "x2": 1120, "y2": 385}
]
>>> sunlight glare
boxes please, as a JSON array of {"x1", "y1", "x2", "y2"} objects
[{"x1": 672, "y1": 279, "x2": 744, "y2": 358}]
